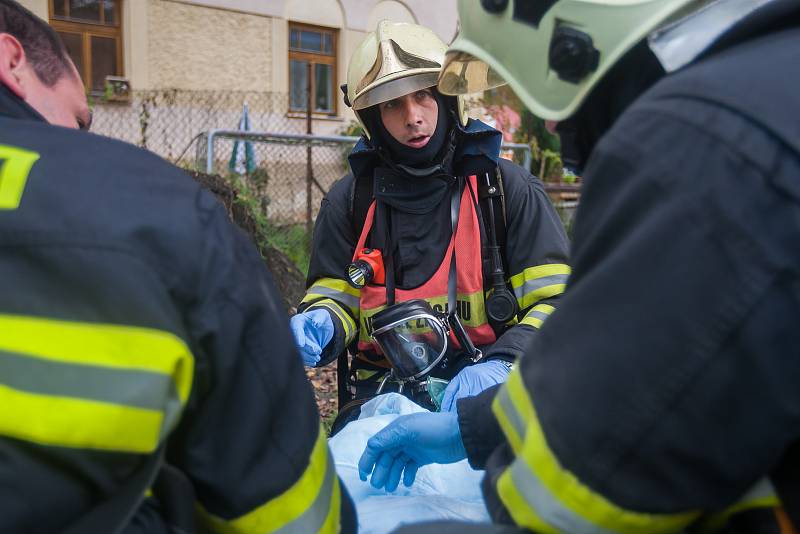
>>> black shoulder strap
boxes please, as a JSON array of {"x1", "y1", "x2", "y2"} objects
[
  {"x1": 343, "y1": 172, "x2": 374, "y2": 408},
  {"x1": 63, "y1": 446, "x2": 165, "y2": 534},
  {"x1": 475, "y1": 166, "x2": 508, "y2": 273},
  {"x1": 350, "y1": 172, "x2": 374, "y2": 241}
]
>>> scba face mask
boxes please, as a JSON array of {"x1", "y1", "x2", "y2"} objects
[
  {"x1": 371, "y1": 299, "x2": 450, "y2": 380},
  {"x1": 370, "y1": 299, "x2": 483, "y2": 381}
]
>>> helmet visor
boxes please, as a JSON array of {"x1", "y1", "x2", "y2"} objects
[
  {"x1": 438, "y1": 50, "x2": 507, "y2": 96},
  {"x1": 353, "y1": 71, "x2": 439, "y2": 110},
  {"x1": 372, "y1": 313, "x2": 448, "y2": 379}
]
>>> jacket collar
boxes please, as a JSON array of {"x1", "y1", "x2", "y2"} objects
[
  {"x1": 0, "y1": 84, "x2": 48, "y2": 123},
  {"x1": 348, "y1": 118, "x2": 503, "y2": 178}
]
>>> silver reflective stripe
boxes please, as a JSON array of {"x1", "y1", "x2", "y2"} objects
[
  {"x1": 738, "y1": 478, "x2": 776, "y2": 503},
  {"x1": 0, "y1": 348, "x2": 177, "y2": 412},
  {"x1": 525, "y1": 308, "x2": 551, "y2": 324},
  {"x1": 497, "y1": 385, "x2": 526, "y2": 444},
  {"x1": 509, "y1": 459, "x2": 617, "y2": 534},
  {"x1": 277, "y1": 448, "x2": 337, "y2": 534},
  {"x1": 513, "y1": 274, "x2": 569, "y2": 301},
  {"x1": 309, "y1": 285, "x2": 360, "y2": 311}
]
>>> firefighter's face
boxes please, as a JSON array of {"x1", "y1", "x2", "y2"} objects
[
  {"x1": 378, "y1": 88, "x2": 438, "y2": 149},
  {"x1": 0, "y1": 34, "x2": 91, "y2": 130}
]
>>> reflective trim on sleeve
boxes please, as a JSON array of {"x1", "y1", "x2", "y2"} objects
[
  {"x1": 303, "y1": 278, "x2": 361, "y2": 316},
  {"x1": 493, "y1": 383, "x2": 525, "y2": 453},
  {"x1": 492, "y1": 371, "x2": 699, "y2": 533},
  {"x1": 693, "y1": 479, "x2": 780, "y2": 533},
  {"x1": 0, "y1": 314, "x2": 193, "y2": 453},
  {"x1": 510, "y1": 264, "x2": 570, "y2": 310},
  {"x1": 201, "y1": 424, "x2": 340, "y2": 534},
  {"x1": 519, "y1": 303, "x2": 556, "y2": 329},
  {"x1": 308, "y1": 298, "x2": 357, "y2": 346}
]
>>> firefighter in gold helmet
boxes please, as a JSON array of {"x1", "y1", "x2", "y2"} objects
[
  {"x1": 291, "y1": 20, "x2": 570, "y2": 413},
  {"x1": 358, "y1": 0, "x2": 800, "y2": 532}
]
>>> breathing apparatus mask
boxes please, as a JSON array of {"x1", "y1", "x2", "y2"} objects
[{"x1": 370, "y1": 299, "x2": 482, "y2": 407}]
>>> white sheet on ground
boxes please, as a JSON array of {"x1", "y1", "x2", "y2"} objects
[{"x1": 329, "y1": 393, "x2": 491, "y2": 534}]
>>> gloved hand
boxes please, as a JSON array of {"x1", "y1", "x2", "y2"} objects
[
  {"x1": 440, "y1": 359, "x2": 511, "y2": 412},
  {"x1": 289, "y1": 309, "x2": 334, "y2": 367},
  {"x1": 358, "y1": 411, "x2": 467, "y2": 491}
]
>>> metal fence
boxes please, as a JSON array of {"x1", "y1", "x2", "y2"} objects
[
  {"x1": 90, "y1": 89, "x2": 577, "y2": 266},
  {"x1": 191, "y1": 129, "x2": 535, "y2": 227},
  {"x1": 90, "y1": 90, "x2": 303, "y2": 161}
]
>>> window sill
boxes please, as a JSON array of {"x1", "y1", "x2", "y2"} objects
[{"x1": 285, "y1": 112, "x2": 344, "y2": 122}]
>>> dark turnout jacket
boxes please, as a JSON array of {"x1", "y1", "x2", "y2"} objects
[
  {"x1": 0, "y1": 89, "x2": 353, "y2": 533},
  {"x1": 456, "y1": 3, "x2": 800, "y2": 533},
  {"x1": 300, "y1": 119, "x2": 570, "y2": 369}
]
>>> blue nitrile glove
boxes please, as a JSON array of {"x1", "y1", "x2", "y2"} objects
[
  {"x1": 440, "y1": 360, "x2": 511, "y2": 412},
  {"x1": 289, "y1": 309, "x2": 334, "y2": 367},
  {"x1": 358, "y1": 411, "x2": 467, "y2": 492}
]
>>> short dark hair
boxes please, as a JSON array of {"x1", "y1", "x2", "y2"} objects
[{"x1": 0, "y1": 0, "x2": 72, "y2": 86}]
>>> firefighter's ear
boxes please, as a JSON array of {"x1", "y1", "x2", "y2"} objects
[{"x1": 0, "y1": 33, "x2": 28, "y2": 100}]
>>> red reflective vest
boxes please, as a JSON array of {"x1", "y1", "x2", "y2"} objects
[{"x1": 354, "y1": 175, "x2": 496, "y2": 365}]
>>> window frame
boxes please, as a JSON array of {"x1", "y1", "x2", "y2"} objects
[
  {"x1": 288, "y1": 21, "x2": 338, "y2": 116},
  {"x1": 49, "y1": 0, "x2": 124, "y2": 96}
]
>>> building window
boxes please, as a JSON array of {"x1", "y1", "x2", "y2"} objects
[
  {"x1": 288, "y1": 23, "x2": 337, "y2": 115},
  {"x1": 49, "y1": 0, "x2": 123, "y2": 94}
]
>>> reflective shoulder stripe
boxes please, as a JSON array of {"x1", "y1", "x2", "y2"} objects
[
  {"x1": 493, "y1": 383, "x2": 525, "y2": 453},
  {"x1": 303, "y1": 278, "x2": 361, "y2": 317},
  {"x1": 519, "y1": 303, "x2": 556, "y2": 329},
  {"x1": 0, "y1": 144, "x2": 39, "y2": 210},
  {"x1": 693, "y1": 479, "x2": 780, "y2": 533},
  {"x1": 0, "y1": 384, "x2": 165, "y2": 453},
  {"x1": 308, "y1": 298, "x2": 357, "y2": 345},
  {"x1": 0, "y1": 314, "x2": 193, "y2": 453},
  {"x1": 510, "y1": 264, "x2": 570, "y2": 310},
  {"x1": 201, "y1": 424, "x2": 340, "y2": 534},
  {"x1": 493, "y1": 371, "x2": 699, "y2": 533}
]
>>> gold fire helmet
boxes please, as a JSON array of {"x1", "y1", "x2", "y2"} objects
[{"x1": 344, "y1": 20, "x2": 468, "y2": 139}]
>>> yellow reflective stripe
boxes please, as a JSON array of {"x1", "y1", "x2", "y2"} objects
[
  {"x1": 510, "y1": 264, "x2": 571, "y2": 289},
  {"x1": 494, "y1": 371, "x2": 699, "y2": 533},
  {"x1": 510, "y1": 264, "x2": 570, "y2": 310},
  {"x1": 356, "y1": 369, "x2": 381, "y2": 381},
  {"x1": 309, "y1": 299, "x2": 357, "y2": 345},
  {"x1": 694, "y1": 479, "x2": 780, "y2": 533},
  {"x1": 303, "y1": 278, "x2": 361, "y2": 316},
  {"x1": 0, "y1": 314, "x2": 193, "y2": 404},
  {"x1": 497, "y1": 467, "x2": 562, "y2": 534},
  {"x1": 519, "y1": 303, "x2": 556, "y2": 329},
  {"x1": 519, "y1": 284, "x2": 566, "y2": 311},
  {"x1": 492, "y1": 383, "x2": 524, "y2": 454},
  {"x1": 0, "y1": 144, "x2": 39, "y2": 209},
  {"x1": 203, "y1": 424, "x2": 337, "y2": 534},
  {"x1": 0, "y1": 383, "x2": 163, "y2": 452}
]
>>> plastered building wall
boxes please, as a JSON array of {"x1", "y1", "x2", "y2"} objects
[
  {"x1": 147, "y1": 0, "x2": 272, "y2": 91},
  {"x1": 19, "y1": 0, "x2": 48, "y2": 19},
  {"x1": 23, "y1": 0, "x2": 458, "y2": 130}
]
